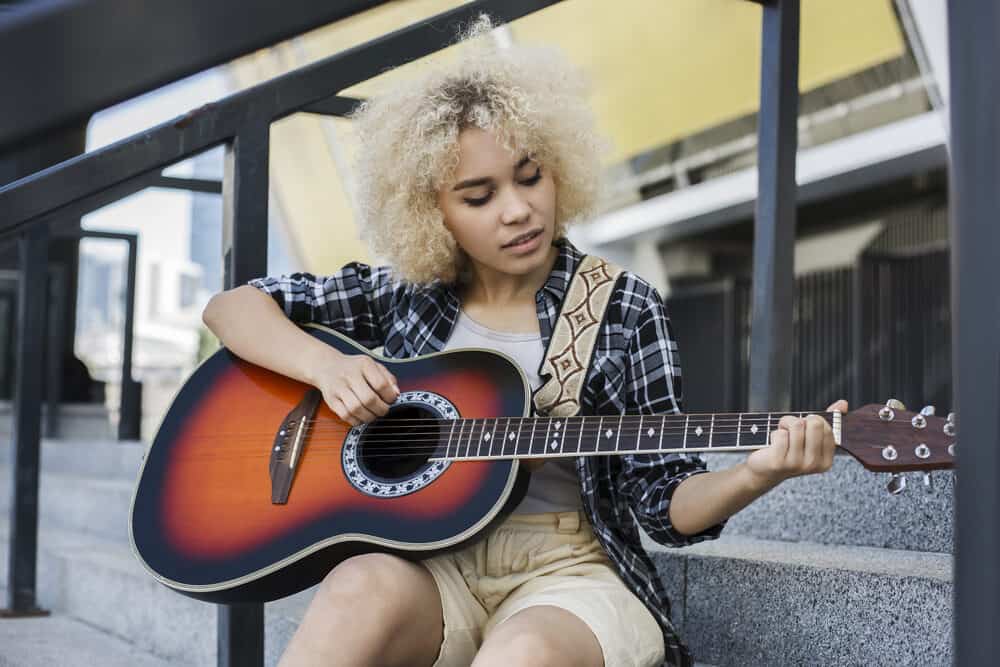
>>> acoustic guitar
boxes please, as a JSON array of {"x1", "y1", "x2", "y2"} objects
[{"x1": 129, "y1": 324, "x2": 957, "y2": 604}]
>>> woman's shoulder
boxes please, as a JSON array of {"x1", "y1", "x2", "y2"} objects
[{"x1": 602, "y1": 267, "x2": 666, "y2": 326}]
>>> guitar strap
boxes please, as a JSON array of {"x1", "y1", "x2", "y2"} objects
[{"x1": 533, "y1": 255, "x2": 625, "y2": 418}]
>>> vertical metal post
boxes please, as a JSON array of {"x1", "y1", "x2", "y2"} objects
[
  {"x1": 2, "y1": 224, "x2": 51, "y2": 617},
  {"x1": 118, "y1": 234, "x2": 140, "y2": 440},
  {"x1": 948, "y1": 1, "x2": 1000, "y2": 664},
  {"x1": 218, "y1": 123, "x2": 270, "y2": 667},
  {"x1": 748, "y1": 0, "x2": 801, "y2": 412}
]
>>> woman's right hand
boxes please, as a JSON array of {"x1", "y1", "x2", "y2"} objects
[{"x1": 309, "y1": 350, "x2": 400, "y2": 426}]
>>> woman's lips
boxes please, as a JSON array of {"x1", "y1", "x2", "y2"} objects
[{"x1": 502, "y1": 229, "x2": 543, "y2": 253}]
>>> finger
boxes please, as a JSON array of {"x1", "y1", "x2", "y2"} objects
[
  {"x1": 361, "y1": 359, "x2": 399, "y2": 405},
  {"x1": 768, "y1": 427, "x2": 789, "y2": 464},
  {"x1": 782, "y1": 416, "x2": 805, "y2": 469},
  {"x1": 825, "y1": 399, "x2": 848, "y2": 412},
  {"x1": 346, "y1": 374, "x2": 391, "y2": 418},
  {"x1": 803, "y1": 415, "x2": 827, "y2": 471},
  {"x1": 339, "y1": 388, "x2": 380, "y2": 423},
  {"x1": 328, "y1": 396, "x2": 359, "y2": 427}
]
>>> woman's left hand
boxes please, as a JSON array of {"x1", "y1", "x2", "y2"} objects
[{"x1": 744, "y1": 399, "x2": 849, "y2": 491}]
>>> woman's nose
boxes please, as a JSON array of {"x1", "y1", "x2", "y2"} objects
[{"x1": 499, "y1": 188, "x2": 531, "y2": 225}]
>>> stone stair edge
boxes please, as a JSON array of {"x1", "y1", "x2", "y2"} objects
[{"x1": 648, "y1": 533, "x2": 952, "y2": 582}]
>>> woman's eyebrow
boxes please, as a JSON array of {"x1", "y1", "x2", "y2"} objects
[{"x1": 452, "y1": 157, "x2": 535, "y2": 191}]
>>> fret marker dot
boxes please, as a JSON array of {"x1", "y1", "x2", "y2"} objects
[
  {"x1": 695, "y1": 426, "x2": 704, "y2": 437},
  {"x1": 550, "y1": 440, "x2": 558, "y2": 450},
  {"x1": 606, "y1": 429, "x2": 613, "y2": 438},
  {"x1": 750, "y1": 425, "x2": 759, "y2": 435},
  {"x1": 554, "y1": 421, "x2": 562, "y2": 431},
  {"x1": 508, "y1": 433, "x2": 515, "y2": 441},
  {"x1": 647, "y1": 427, "x2": 655, "y2": 437},
  {"x1": 484, "y1": 432, "x2": 491, "y2": 441}
]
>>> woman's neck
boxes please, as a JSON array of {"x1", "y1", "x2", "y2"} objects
[{"x1": 462, "y1": 244, "x2": 558, "y2": 308}]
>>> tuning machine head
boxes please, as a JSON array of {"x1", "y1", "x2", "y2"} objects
[
  {"x1": 886, "y1": 473, "x2": 907, "y2": 495},
  {"x1": 879, "y1": 398, "x2": 906, "y2": 422}
]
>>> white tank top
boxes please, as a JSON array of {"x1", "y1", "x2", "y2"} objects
[{"x1": 442, "y1": 311, "x2": 582, "y2": 514}]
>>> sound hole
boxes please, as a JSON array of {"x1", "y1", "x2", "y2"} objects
[{"x1": 358, "y1": 405, "x2": 442, "y2": 481}]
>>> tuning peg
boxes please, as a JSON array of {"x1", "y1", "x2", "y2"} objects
[
  {"x1": 880, "y1": 398, "x2": 906, "y2": 421},
  {"x1": 920, "y1": 405, "x2": 936, "y2": 416},
  {"x1": 886, "y1": 473, "x2": 907, "y2": 495},
  {"x1": 945, "y1": 411, "x2": 957, "y2": 437},
  {"x1": 922, "y1": 472, "x2": 934, "y2": 492}
]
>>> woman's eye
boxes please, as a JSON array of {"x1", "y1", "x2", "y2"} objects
[
  {"x1": 464, "y1": 193, "x2": 492, "y2": 207},
  {"x1": 520, "y1": 169, "x2": 542, "y2": 186}
]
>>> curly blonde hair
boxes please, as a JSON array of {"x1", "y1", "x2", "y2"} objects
[{"x1": 350, "y1": 15, "x2": 606, "y2": 284}]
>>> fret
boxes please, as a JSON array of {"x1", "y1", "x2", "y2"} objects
[
  {"x1": 576, "y1": 416, "x2": 586, "y2": 453},
  {"x1": 597, "y1": 416, "x2": 617, "y2": 453},
  {"x1": 708, "y1": 414, "x2": 715, "y2": 448},
  {"x1": 614, "y1": 414, "x2": 624, "y2": 452},
  {"x1": 766, "y1": 413, "x2": 773, "y2": 445},
  {"x1": 637, "y1": 415, "x2": 658, "y2": 452},
  {"x1": 657, "y1": 415, "x2": 666, "y2": 452},
  {"x1": 500, "y1": 417, "x2": 512, "y2": 458},
  {"x1": 453, "y1": 420, "x2": 466, "y2": 460},
  {"x1": 538, "y1": 418, "x2": 553, "y2": 456},
  {"x1": 464, "y1": 419, "x2": 478, "y2": 459},
  {"x1": 736, "y1": 413, "x2": 741, "y2": 448},
  {"x1": 519, "y1": 418, "x2": 538, "y2": 457},
  {"x1": 738, "y1": 413, "x2": 769, "y2": 447},
  {"x1": 682, "y1": 415, "x2": 689, "y2": 449},
  {"x1": 547, "y1": 419, "x2": 563, "y2": 454},
  {"x1": 709, "y1": 413, "x2": 741, "y2": 449},
  {"x1": 685, "y1": 414, "x2": 714, "y2": 452},
  {"x1": 445, "y1": 419, "x2": 457, "y2": 459},
  {"x1": 482, "y1": 418, "x2": 496, "y2": 458}
]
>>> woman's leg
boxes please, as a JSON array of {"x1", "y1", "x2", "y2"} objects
[
  {"x1": 278, "y1": 553, "x2": 444, "y2": 667},
  {"x1": 470, "y1": 605, "x2": 604, "y2": 667}
]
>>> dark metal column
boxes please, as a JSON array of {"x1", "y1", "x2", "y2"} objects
[
  {"x1": 948, "y1": 1, "x2": 1000, "y2": 664},
  {"x1": 117, "y1": 234, "x2": 140, "y2": 440},
  {"x1": 748, "y1": 0, "x2": 801, "y2": 412},
  {"x1": 218, "y1": 123, "x2": 270, "y2": 667},
  {"x1": 2, "y1": 224, "x2": 51, "y2": 617}
]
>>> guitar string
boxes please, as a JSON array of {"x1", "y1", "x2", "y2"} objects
[
  {"x1": 160, "y1": 424, "x2": 857, "y2": 461},
  {"x1": 184, "y1": 413, "x2": 833, "y2": 438},
  {"x1": 161, "y1": 414, "x2": 837, "y2": 446}
]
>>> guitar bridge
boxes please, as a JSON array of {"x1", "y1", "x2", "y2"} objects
[{"x1": 269, "y1": 388, "x2": 323, "y2": 504}]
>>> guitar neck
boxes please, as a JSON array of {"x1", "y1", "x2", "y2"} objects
[{"x1": 431, "y1": 411, "x2": 842, "y2": 462}]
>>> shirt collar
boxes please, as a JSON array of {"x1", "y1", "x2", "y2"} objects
[{"x1": 538, "y1": 237, "x2": 584, "y2": 305}]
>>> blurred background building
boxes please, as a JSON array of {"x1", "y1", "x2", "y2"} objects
[{"x1": 0, "y1": 0, "x2": 951, "y2": 436}]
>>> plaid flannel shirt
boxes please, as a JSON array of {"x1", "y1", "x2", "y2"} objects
[{"x1": 249, "y1": 239, "x2": 724, "y2": 666}]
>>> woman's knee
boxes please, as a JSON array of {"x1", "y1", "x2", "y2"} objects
[
  {"x1": 318, "y1": 553, "x2": 424, "y2": 619},
  {"x1": 475, "y1": 630, "x2": 568, "y2": 667}
]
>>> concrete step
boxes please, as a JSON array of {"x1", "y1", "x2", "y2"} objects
[
  {"x1": 702, "y1": 452, "x2": 953, "y2": 552},
  {"x1": 0, "y1": 519, "x2": 309, "y2": 666},
  {"x1": 0, "y1": 402, "x2": 113, "y2": 441},
  {"x1": 0, "y1": 467, "x2": 135, "y2": 544},
  {"x1": 0, "y1": 609, "x2": 177, "y2": 667},
  {"x1": 0, "y1": 437, "x2": 146, "y2": 483},
  {"x1": 649, "y1": 536, "x2": 952, "y2": 667}
]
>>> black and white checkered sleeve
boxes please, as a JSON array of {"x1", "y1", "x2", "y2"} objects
[
  {"x1": 247, "y1": 262, "x2": 402, "y2": 350},
  {"x1": 616, "y1": 281, "x2": 726, "y2": 547}
]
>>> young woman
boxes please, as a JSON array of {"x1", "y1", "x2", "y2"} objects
[{"x1": 203, "y1": 17, "x2": 846, "y2": 667}]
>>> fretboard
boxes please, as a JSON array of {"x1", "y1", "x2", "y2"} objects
[{"x1": 431, "y1": 412, "x2": 840, "y2": 461}]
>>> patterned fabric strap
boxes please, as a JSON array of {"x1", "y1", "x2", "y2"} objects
[{"x1": 533, "y1": 255, "x2": 624, "y2": 418}]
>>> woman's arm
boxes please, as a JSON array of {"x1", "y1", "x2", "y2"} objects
[
  {"x1": 667, "y1": 400, "x2": 847, "y2": 536},
  {"x1": 202, "y1": 278, "x2": 399, "y2": 426}
]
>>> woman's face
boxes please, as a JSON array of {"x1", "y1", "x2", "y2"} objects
[{"x1": 437, "y1": 127, "x2": 557, "y2": 283}]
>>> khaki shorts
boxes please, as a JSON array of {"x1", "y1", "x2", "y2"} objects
[{"x1": 421, "y1": 510, "x2": 665, "y2": 667}]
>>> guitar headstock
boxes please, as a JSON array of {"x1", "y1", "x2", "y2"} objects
[{"x1": 840, "y1": 400, "x2": 956, "y2": 473}]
